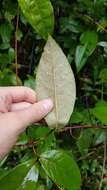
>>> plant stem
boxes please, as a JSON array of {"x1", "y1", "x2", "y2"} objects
[
  {"x1": 15, "y1": 6, "x2": 19, "y2": 85},
  {"x1": 98, "y1": 142, "x2": 106, "y2": 190}
]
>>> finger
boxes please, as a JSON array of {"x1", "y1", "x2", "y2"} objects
[
  {"x1": 15, "y1": 98, "x2": 53, "y2": 132},
  {"x1": 0, "y1": 99, "x2": 53, "y2": 159},
  {"x1": 0, "y1": 95, "x2": 12, "y2": 113},
  {"x1": 0, "y1": 86, "x2": 36, "y2": 104},
  {"x1": 10, "y1": 102, "x2": 32, "y2": 112}
]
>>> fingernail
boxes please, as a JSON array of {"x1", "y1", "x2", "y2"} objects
[{"x1": 43, "y1": 99, "x2": 53, "y2": 111}]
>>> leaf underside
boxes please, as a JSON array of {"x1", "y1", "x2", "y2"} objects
[{"x1": 36, "y1": 36, "x2": 76, "y2": 130}]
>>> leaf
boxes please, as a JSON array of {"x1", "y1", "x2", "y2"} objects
[
  {"x1": 40, "y1": 150, "x2": 81, "y2": 190},
  {"x1": 0, "y1": 69, "x2": 22, "y2": 86},
  {"x1": 8, "y1": 48, "x2": 15, "y2": 63},
  {"x1": 59, "y1": 17, "x2": 83, "y2": 34},
  {"x1": 16, "y1": 133, "x2": 29, "y2": 146},
  {"x1": 69, "y1": 111, "x2": 84, "y2": 124},
  {"x1": 92, "y1": 100, "x2": 107, "y2": 125},
  {"x1": 0, "y1": 160, "x2": 39, "y2": 190},
  {"x1": 99, "y1": 68, "x2": 107, "y2": 83},
  {"x1": 94, "y1": 130, "x2": 107, "y2": 145},
  {"x1": 0, "y1": 43, "x2": 10, "y2": 50},
  {"x1": 0, "y1": 23, "x2": 12, "y2": 43},
  {"x1": 24, "y1": 75, "x2": 35, "y2": 90},
  {"x1": 98, "y1": 41, "x2": 107, "y2": 48},
  {"x1": 75, "y1": 45, "x2": 87, "y2": 72},
  {"x1": 37, "y1": 184, "x2": 46, "y2": 190},
  {"x1": 18, "y1": 0, "x2": 54, "y2": 39},
  {"x1": 28, "y1": 125, "x2": 56, "y2": 153},
  {"x1": 75, "y1": 31, "x2": 98, "y2": 72},
  {"x1": 0, "y1": 169, "x2": 8, "y2": 180},
  {"x1": 77, "y1": 129, "x2": 93, "y2": 155},
  {"x1": 36, "y1": 36, "x2": 76, "y2": 129}
]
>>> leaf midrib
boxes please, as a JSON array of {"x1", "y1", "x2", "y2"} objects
[{"x1": 52, "y1": 54, "x2": 58, "y2": 128}]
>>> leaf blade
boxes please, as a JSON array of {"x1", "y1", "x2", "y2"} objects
[
  {"x1": 18, "y1": 0, "x2": 54, "y2": 39},
  {"x1": 40, "y1": 150, "x2": 81, "y2": 190},
  {"x1": 92, "y1": 101, "x2": 107, "y2": 125},
  {"x1": 36, "y1": 36, "x2": 76, "y2": 129},
  {"x1": 75, "y1": 31, "x2": 98, "y2": 72},
  {"x1": 0, "y1": 160, "x2": 39, "y2": 190}
]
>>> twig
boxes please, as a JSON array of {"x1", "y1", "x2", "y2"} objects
[
  {"x1": 77, "y1": 151, "x2": 95, "y2": 161},
  {"x1": 33, "y1": 122, "x2": 107, "y2": 131},
  {"x1": 62, "y1": 125, "x2": 107, "y2": 132},
  {"x1": 15, "y1": 129, "x2": 55, "y2": 148},
  {"x1": 98, "y1": 142, "x2": 106, "y2": 190},
  {"x1": 85, "y1": 15, "x2": 107, "y2": 33},
  {"x1": 15, "y1": 6, "x2": 19, "y2": 85},
  {"x1": 56, "y1": 184, "x2": 64, "y2": 190},
  {"x1": 15, "y1": 140, "x2": 38, "y2": 148}
]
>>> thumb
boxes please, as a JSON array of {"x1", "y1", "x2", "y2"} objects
[{"x1": 16, "y1": 98, "x2": 53, "y2": 132}]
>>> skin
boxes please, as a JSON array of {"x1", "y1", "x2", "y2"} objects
[{"x1": 0, "y1": 87, "x2": 53, "y2": 160}]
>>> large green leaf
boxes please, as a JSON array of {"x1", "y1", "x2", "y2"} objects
[
  {"x1": 40, "y1": 150, "x2": 81, "y2": 190},
  {"x1": 18, "y1": 0, "x2": 54, "y2": 39},
  {"x1": 36, "y1": 36, "x2": 76, "y2": 130},
  {"x1": 0, "y1": 160, "x2": 39, "y2": 190}
]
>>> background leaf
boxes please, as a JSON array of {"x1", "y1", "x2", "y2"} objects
[
  {"x1": 75, "y1": 31, "x2": 98, "y2": 72},
  {"x1": 36, "y1": 36, "x2": 76, "y2": 129},
  {"x1": 92, "y1": 100, "x2": 107, "y2": 125},
  {"x1": 18, "y1": 0, "x2": 54, "y2": 39},
  {"x1": 0, "y1": 160, "x2": 39, "y2": 190},
  {"x1": 28, "y1": 126, "x2": 56, "y2": 153},
  {"x1": 40, "y1": 150, "x2": 81, "y2": 190},
  {"x1": 77, "y1": 129, "x2": 93, "y2": 155}
]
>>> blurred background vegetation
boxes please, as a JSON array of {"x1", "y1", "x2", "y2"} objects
[{"x1": 1, "y1": 0, "x2": 107, "y2": 189}]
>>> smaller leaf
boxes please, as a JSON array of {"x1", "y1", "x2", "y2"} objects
[
  {"x1": 99, "y1": 68, "x2": 107, "y2": 83},
  {"x1": 40, "y1": 150, "x2": 81, "y2": 190},
  {"x1": 92, "y1": 100, "x2": 107, "y2": 125},
  {"x1": 28, "y1": 126, "x2": 56, "y2": 153},
  {"x1": 75, "y1": 31, "x2": 98, "y2": 72},
  {"x1": 69, "y1": 111, "x2": 84, "y2": 124},
  {"x1": 0, "y1": 23, "x2": 12, "y2": 43},
  {"x1": 77, "y1": 129, "x2": 93, "y2": 155},
  {"x1": 94, "y1": 130, "x2": 107, "y2": 145},
  {"x1": 16, "y1": 29, "x2": 23, "y2": 41},
  {"x1": 37, "y1": 184, "x2": 46, "y2": 190},
  {"x1": 8, "y1": 48, "x2": 15, "y2": 63},
  {"x1": 98, "y1": 41, "x2": 107, "y2": 48},
  {"x1": 16, "y1": 133, "x2": 29, "y2": 146},
  {"x1": 75, "y1": 45, "x2": 87, "y2": 72},
  {"x1": 0, "y1": 43, "x2": 10, "y2": 50},
  {"x1": 24, "y1": 75, "x2": 35, "y2": 90}
]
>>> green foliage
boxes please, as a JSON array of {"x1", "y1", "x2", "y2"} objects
[
  {"x1": 93, "y1": 101, "x2": 107, "y2": 125},
  {"x1": 1, "y1": 0, "x2": 107, "y2": 189},
  {"x1": 0, "y1": 160, "x2": 39, "y2": 190},
  {"x1": 18, "y1": 0, "x2": 54, "y2": 39},
  {"x1": 40, "y1": 150, "x2": 81, "y2": 190},
  {"x1": 75, "y1": 31, "x2": 98, "y2": 72}
]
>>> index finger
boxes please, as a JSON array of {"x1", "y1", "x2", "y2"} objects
[{"x1": 0, "y1": 86, "x2": 36, "y2": 104}]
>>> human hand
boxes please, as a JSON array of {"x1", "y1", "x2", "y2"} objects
[{"x1": 0, "y1": 87, "x2": 53, "y2": 159}]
